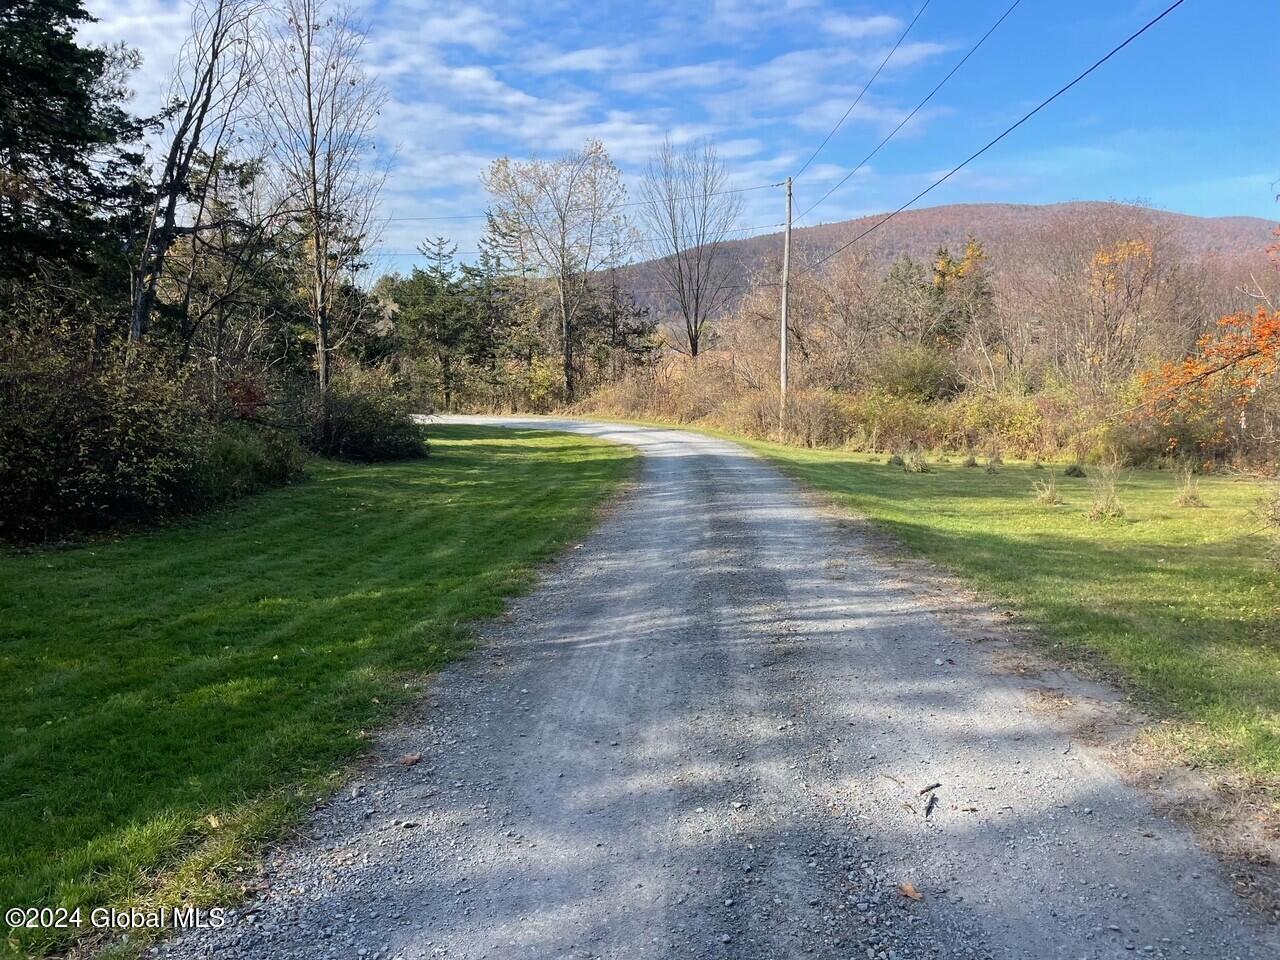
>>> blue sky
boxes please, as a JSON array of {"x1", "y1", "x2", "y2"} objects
[{"x1": 85, "y1": 0, "x2": 1278, "y2": 265}]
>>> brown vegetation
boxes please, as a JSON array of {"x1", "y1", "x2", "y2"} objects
[{"x1": 587, "y1": 203, "x2": 1279, "y2": 470}]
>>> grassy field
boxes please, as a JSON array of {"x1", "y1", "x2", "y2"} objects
[
  {"x1": 738, "y1": 439, "x2": 1280, "y2": 792},
  {"x1": 0, "y1": 425, "x2": 634, "y2": 957}
]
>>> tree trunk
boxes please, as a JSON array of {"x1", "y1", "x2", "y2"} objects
[
  {"x1": 129, "y1": 283, "x2": 154, "y2": 342},
  {"x1": 559, "y1": 284, "x2": 574, "y2": 400},
  {"x1": 316, "y1": 315, "x2": 330, "y2": 392}
]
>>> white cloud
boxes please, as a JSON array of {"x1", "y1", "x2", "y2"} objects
[
  {"x1": 612, "y1": 61, "x2": 736, "y2": 95},
  {"x1": 81, "y1": 1, "x2": 958, "y2": 263},
  {"x1": 82, "y1": 0, "x2": 188, "y2": 113},
  {"x1": 711, "y1": 0, "x2": 822, "y2": 32},
  {"x1": 528, "y1": 44, "x2": 640, "y2": 74},
  {"x1": 823, "y1": 13, "x2": 900, "y2": 40},
  {"x1": 411, "y1": 8, "x2": 509, "y2": 50}
]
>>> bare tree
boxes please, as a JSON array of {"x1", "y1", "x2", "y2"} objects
[
  {"x1": 254, "y1": 0, "x2": 385, "y2": 392},
  {"x1": 483, "y1": 139, "x2": 628, "y2": 400},
  {"x1": 130, "y1": 0, "x2": 261, "y2": 342},
  {"x1": 1029, "y1": 206, "x2": 1193, "y2": 396},
  {"x1": 638, "y1": 138, "x2": 742, "y2": 357}
]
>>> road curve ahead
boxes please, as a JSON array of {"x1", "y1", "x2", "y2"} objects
[{"x1": 168, "y1": 417, "x2": 1277, "y2": 960}]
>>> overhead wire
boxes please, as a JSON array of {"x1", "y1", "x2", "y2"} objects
[
  {"x1": 793, "y1": 0, "x2": 1188, "y2": 279},
  {"x1": 382, "y1": 181, "x2": 783, "y2": 223},
  {"x1": 794, "y1": 0, "x2": 1023, "y2": 225},
  {"x1": 793, "y1": 0, "x2": 933, "y2": 180},
  {"x1": 370, "y1": 222, "x2": 786, "y2": 257}
]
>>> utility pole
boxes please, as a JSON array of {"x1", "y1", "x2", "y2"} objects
[{"x1": 779, "y1": 175, "x2": 792, "y2": 434}]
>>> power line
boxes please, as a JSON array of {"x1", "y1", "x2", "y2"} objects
[
  {"x1": 382, "y1": 181, "x2": 783, "y2": 223},
  {"x1": 793, "y1": 0, "x2": 933, "y2": 181},
  {"x1": 795, "y1": 0, "x2": 1022, "y2": 225},
  {"x1": 378, "y1": 281, "x2": 777, "y2": 304},
  {"x1": 370, "y1": 222, "x2": 786, "y2": 256},
  {"x1": 795, "y1": 0, "x2": 1188, "y2": 279},
  {"x1": 383, "y1": 212, "x2": 488, "y2": 223}
]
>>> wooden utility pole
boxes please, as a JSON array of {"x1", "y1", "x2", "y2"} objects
[{"x1": 779, "y1": 176, "x2": 792, "y2": 433}]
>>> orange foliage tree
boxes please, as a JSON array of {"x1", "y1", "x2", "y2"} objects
[
  {"x1": 1139, "y1": 306, "x2": 1280, "y2": 417},
  {"x1": 1140, "y1": 228, "x2": 1280, "y2": 440}
]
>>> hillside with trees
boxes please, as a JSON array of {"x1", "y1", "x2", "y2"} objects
[{"x1": 593, "y1": 199, "x2": 1280, "y2": 472}]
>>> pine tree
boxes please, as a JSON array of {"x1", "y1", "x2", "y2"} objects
[{"x1": 0, "y1": 0, "x2": 143, "y2": 284}]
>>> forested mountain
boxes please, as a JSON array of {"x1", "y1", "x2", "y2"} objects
[{"x1": 623, "y1": 201, "x2": 1275, "y2": 309}]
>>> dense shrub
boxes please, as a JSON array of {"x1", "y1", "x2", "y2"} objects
[
  {"x1": 946, "y1": 392, "x2": 1044, "y2": 457},
  {"x1": 582, "y1": 360, "x2": 1266, "y2": 470},
  {"x1": 2, "y1": 326, "x2": 197, "y2": 539},
  {"x1": 0, "y1": 324, "x2": 307, "y2": 541},
  {"x1": 784, "y1": 390, "x2": 860, "y2": 447},
  {"x1": 200, "y1": 422, "x2": 308, "y2": 502},
  {"x1": 311, "y1": 365, "x2": 428, "y2": 462},
  {"x1": 871, "y1": 345, "x2": 960, "y2": 402},
  {"x1": 842, "y1": 391, "x2": 940, "y2": 452},
  {"x1": 583, "y1": 365, "x2": 1079, "y2": 458},
  {"x1": 1102, "y1": 405, "x2": 1227, "y2": 466},
  {"x1": 715, "y1": 388, "x2": 778, "y2": 439}
]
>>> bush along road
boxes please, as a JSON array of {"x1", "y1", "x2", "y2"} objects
[{"x1": 160, "y1": 418, "x2": 1279, "y2": 960}]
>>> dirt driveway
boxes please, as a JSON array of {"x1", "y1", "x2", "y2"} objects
[{"x1": 164, "y1": 418, "x2": 1278, "y2": 960}]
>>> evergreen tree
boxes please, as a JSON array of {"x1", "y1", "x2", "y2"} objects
[{"x1": 0, "y1": 1, "x2": 143, "y2": 285}]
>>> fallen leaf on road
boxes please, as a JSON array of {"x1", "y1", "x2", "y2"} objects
[
  {"x1": 898, "y1": 882, "x2": 924, "y2": 901},
  {"x1": 400, "y1": 752, "x2": 422, "y2": 766}
]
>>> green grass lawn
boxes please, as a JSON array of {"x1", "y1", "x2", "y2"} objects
[
  {"x1": 0, "y1": 425, "x2": 634, "y2": 957},
  {"x1": 738, "y1": 439, "x2": 1280, "y2": 793}
]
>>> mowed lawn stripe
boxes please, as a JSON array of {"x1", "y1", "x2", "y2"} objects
[{"x1": 0, "y1": 425, "x2": 634, "y2": 957}]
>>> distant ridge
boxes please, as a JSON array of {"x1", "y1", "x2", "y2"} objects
[{"x1": 622, "y1": 201, "x2": 1276, "y2": 308}]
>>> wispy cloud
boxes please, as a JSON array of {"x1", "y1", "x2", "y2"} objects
[
  {"x1": 81, "y1": 0, "x2": 969, "y2": 255},
  {"x1": 527, "y1": 44, "x2": 641, "y2": 74},
  {"x1": 823, "y1": 12, "x2": 900, "y2": 39},
  {"x1": 82, "y1": 0, "x2": 188, "y2": 112}
]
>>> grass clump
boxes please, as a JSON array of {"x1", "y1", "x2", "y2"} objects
[
  {"x1": 1033, "y1": 474, "x2": 1065, "y2": 505},
  {"x1": 887, "y1": 451, "x2": 905, "y2": 467},
  {"x1": 1086, "y1": 461, "x2": 1126, "y2": 521},
  {"x1": 1258, "y1": 487, "x2": 1280, "y2": 566},
  {"x1": 903, "y1": 448, "x2": 931, "y2": 473},
  {"x1": 1173, "y1": 460, "x2": 1207, "y2": 508},
  {"x1": 962, "y1": 450, "x2": 979, "y2": 468},
  {"x1": 0, "y1": 425, "x2": 634, "y2": 957}
]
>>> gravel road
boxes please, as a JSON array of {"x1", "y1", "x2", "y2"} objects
[{"x1": 163, "y1": 417, "x2": 1278, "y2": 960}]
